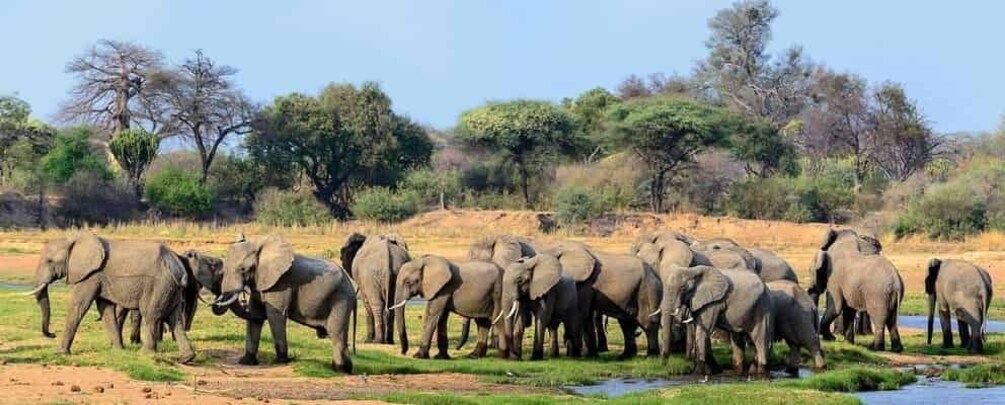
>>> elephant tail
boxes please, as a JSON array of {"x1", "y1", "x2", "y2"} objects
[
  {"x1": 352, "y1": 294, "x2": 358, "y2": 354},
  {"x1": 456, "y1": 318, "x2": 471, "y2": 350},
  {"x1": 926, "y1": 293, "x2": 936, "y2": 345}
]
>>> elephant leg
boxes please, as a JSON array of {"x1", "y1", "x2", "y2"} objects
[
  {"x1": 866, "y1": 311, "x2": 887, "y2": 352},
  {"x1": 240, "y1": 318, "x2": 264, "y2": 365},
  {"x1": 819, "y1": 293, "x2": 839, "y2": 341},
  {"x1": 140, "y1": 308, "x2": 159, "y2": 354},
  {"x1": 415, "y1": 300, "x2": 447, "y2": 359},
  {"x1": 751, "y1": 323, "x2": 771, "y2": 377},
  {"x1": 886, "y1": 312, "x2": 903, "y2": 353},
  {"x1": 969, "y1": 320, "x2": 984, "y2": 354},
  {"x1": 371, "y1": 299, "x2": 387, "y2": 344},
  {"x1": 729, "y1": 333, "x2": 747, "y2": 375},
  {"x1": 129, "y1": 310, "x2": 143, "y2": 345},
  {"x1": 468, "y1": 318, "x2": 490, "y2": 359},
  {"x1": 167, "y1": 303, "x2": 195, "y2": 364},
  {"x1": 617, "y1": 318, "x2": 639, "y2": 360},
  {"x1": 939, "y1": 309, "x2": 954, "y2": 348},
  {"x1": 59, "y1": 283, "x2": 100, "y2": 355},
  {"x1": 856, "y1": 312, "x2": 873, "y2": 335},
  {"x1": 326, "y1": 297, "x2": 353, "y2": 373},
  {"x1": 841, "y1": 308, "x2": 857, "y2": 344},
  {"x1": 596, "y1": 313, "x2": 609, "y2": 352},
  {"x1": 692, "y1": 326, "x2": 712, "y2": 376},
  {"x1": 785, "y1": 340, "x2": 801, "y2": 376},
  {"x1": 434, "y1": 310, "x2": 451, "y2": 360},
  {"x1": 957, "y1": 316, "x2": 971, "y2": 349},
  {"x1": 512, "y1": 315, "x2": 526, "y2": 359},
  {"x1": 531, "y1": 317, "x2": 546, "y2": 360},
  {"x1": 644, "y1": 323, "x2": 660, "y2": 358},
  {"x1": 265, "y1": 308, "x2": 290, "y2": 363},
  {"x1": 581, "y1": 309, "x2": 597, "y2": 357},
  {"x1": 96, "y1": 300, "x2": 124, "y2": 349},
  {"x1": 548, "y1": 326, "x2": 560, "y2": 358},
  {"x1": 362, "y1": 297, "x2": 376, "y2": 343}
]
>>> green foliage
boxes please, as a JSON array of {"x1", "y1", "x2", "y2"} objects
[
  {"x1": 894, "y1": 182, "x2": 987, "y2": 240},
  {"x1": 564, "y1": 87, "x2": 621, "y2": 157},
  {"x1": 400, "y1": 168, "x2": 462, "y2": 208},
  {"x1": 109, "y1": 128, "x2": 159, "y2": 195},
  {"x1": 944, "y1": 363, "x2": 1005, "y2": 388},
  {"x1": 253, "y1": 188, "x2": 332, "y2": 226},
  {"x1": 790, "y1": 367, "x2": 915, "y2": 392},
  {"x1": 41, "y1": 127, "x2": 110, "y2": 184},
  {"x1": 144, "y1": 167, "x2": 214, "y2": 217},
  {"x1": 351, "y1": 187, "x2": 420, "y2": 223},
  {"x1": 726, "y1": 159, "x2": 856, "y2": 223},
  {"x1": 56, "y1": 172, "x2": 138, "y2": 226},
  {"x1": 209, "y1": 155, "x2": 267, "y2": 204},
  {"x1": 728, "y1": 118, "x2": 799, "y2": 177},
  {"x1": 553, "y1": 186, "x2": 601, "y2": 225}
]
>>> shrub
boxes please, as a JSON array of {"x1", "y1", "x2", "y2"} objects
[
  {"x1": 352, "y1": 187, "x2": 420, "y2": 223},
  {"x1": 56, "y1": 172, "x2": 138, "y2": 226},
  {"x1": 41, "y1": 127, "x2": 110, "y2": 184},
  {"x1": 726, "y1": 177, "x2": 793, "y2": 221},
  {"x1": 400, "y1": 169, "x2": 462, "y2": 208},
  {"x1": 109, "y1": 128, "x2": 159, "y2": 197},
  {"x1": 894, "y1": 182, "x2": 987, "y2": 240},
  {"x1": 144, "y1": 167, "x2": 214, "y2": 218},
  {"x1": 253, "y1": 188, "x2": 332, "y2": 226},
  {"x1": 553, "y1": 186, "x2": 601, "y2": 225}
]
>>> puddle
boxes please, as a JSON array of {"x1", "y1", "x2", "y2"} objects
[
  {"x1": 0, "y1": 283, "x2": 30, "y2": 291},
  {"x1": 898, "y1": 315, "x2": 1005, "y2": 333},
  {"x1": 856, "y1": 376, "x2": 1005, "y2": 405},
  {"x1": 566, "y1": 368, "x2": 812, "y2": 397}
]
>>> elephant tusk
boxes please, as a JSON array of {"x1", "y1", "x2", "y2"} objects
[
  {"x1": 387, "y1": 299, "x2": 409, "y2": 311},
  {"x1": 214, "y1": 294, "x2": 238, "y2": 307},
  {"x1": 504, "y1": 301, "x2": 519, "y2": 320},
  {"x1": 492, "y1": 311, "x2": 505, "y2": 325},
  {"x1": 196, "y1": 294, "x2": 210, "y2": 305},
  {"x1": 648, "y1": 308, "x2": 661, "y2": 318},
  {"x1": 681, "y1": 316, "x2": 694, "y2": 324},
  {"x1": 671, "y1": 307, "x2": 680, "y2": 317},
  {"x1": 22, "y1": 283, "x2": 47, "y2": 296}
]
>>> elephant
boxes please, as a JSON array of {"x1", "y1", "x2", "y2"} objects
[
  {"x1": 765, "y1": 280, "x2": 825, "y2": 374},
  {"x1": 500, "y1": 254, "x2": 582, "y2": 359},
  {"x1": 926, "y1": 258, "x2": 993, "y2": 353},
  {"x1": 340, "y1": 232, "x2": 410, "y2": 344},
  {"x1": 808, "y1": 229, "x2": 904, "y2": 352},
  {"x1": 663, "y1": 266, "x2": 773, "y2": 376},
  {"x1": 630, "y1": 231, "x2": 694, "y2": 256},
  {"x1": 633, "y1": 238, "x2": 702, "y2": 356},
  {"x1": 25, "y1": 231, "x2": 194, "y2": 363},
  {"x1": 390, "y1": 255, "x2": 507, "y2": 359},
  {"x1": 214, "y1": 235, "x2": 356, "y2": 373},
  {"x1": 690, "y1": 238, "x2": 799, "y2": 283}
]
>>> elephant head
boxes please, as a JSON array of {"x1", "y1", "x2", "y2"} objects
[
  {"x1": 663, "y1": 266, "x2": 731, "y2": 330},
  {"x1": 178, "y1": 249, "x2": 227, "y2": 316},
  {"x1": 690, "y1": 239, "x2": 756, "y2": 272},
  {"x1": 26, "y1": 231, "x2": 106, "y2": 338},
  {"x1": 819, "y1": 228, "x2": 882, "y2": 255},
  {"x1": 635, "y1": 240, "x2": 694, "y2": 278},
  {"x1": 389, "y1": 255, "x2": 456, "y2": 354},
  {"x1": 215, "y1": 235, "x2": 295, "y2": 307},
  {"x1": 925, "y1": 258, "x2": 942, "y2": 345},
  {"x1": 467, "y1": 235, "x2": 535, "y2": 268},
  {"x1": 498, "y1": 255, "x2": 563, "y2": 342},
  {"x1": 630, "y1": 231, "x2": 693, "y2": 255}
]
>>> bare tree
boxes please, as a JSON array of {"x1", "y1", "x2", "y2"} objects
[
  {"x1": 157, "y1": 50, "x2": 255, "y2": 182},
  {"x1": 59, "y1": 40, "x2": 164, "y2": 135},
  {"x1": 799, "y1": 69, "x2": 872, "y2": 187},
  {"x1": 869, "y1": 82, "x2": 941, "y2": 181}
]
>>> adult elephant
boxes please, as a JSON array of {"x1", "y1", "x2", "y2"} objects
[
  {"x1": 500, "y1": 254, "x2": 582, "y2": 359},
  {"x1": 340, "y1": 233, "x2": 410, "y2": 344},
  {"x1": 630, "y1": 231, "x2": 694, "y2": 256},
  {"x1": 766, "y1": 280, "x2": 825, "y2": 374},
  {"x1": 808, "y1": 229, "x2": 903, "y2": 352},
  {"x1": 25, "y1": 231, "x2": 194, "y2": 363},
  {"x1": 634, "y1": 238, "x2": 704, "y2": 356},
  {"x1": 389, "y1": 255, "x2": 506, "y2": 359},
  {"x1": 926, "y1": 258, "x2": 993, "y2": 353},
  {"x1": 690, "y1": 238, "x2": 799, "y2": 283},
  {"x1": 214, "y1": 235, "x2": 356, "y2": 373},
  {"x1": 663, "y1": 266, "x2": 773, "y2": 377},
  {"x1": 121, "y1": 249, "x2": 216, "y2": 345}
]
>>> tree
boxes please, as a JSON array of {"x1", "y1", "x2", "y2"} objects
[
  {"x1": 41, "y1": 127, "x2": 110, "y2": 184},
  {"x1": 248, "y1": 82, "x2": 432, "y2": 219},
  {"x1": 606, "y1": 97, "x2": 728, "y2": 212},
  {"x1": 869, "y1": 82, "x2": 940, "y2": 181},
  {"x1": 455, "y1": 100, "x2": 577, "y2": 207},
  {"x1": 155, "y1": 50, "x2": 255, "y2": 182},
  {"x1": 0, "y1": 95, "x2": 56, "y2": 184},
  {"x1": 109, "y1": 128, "x2": 159, "y2": 198},
  {"x1": 800, "y1": 70, "x2": 872, "y2": 187},
  {"x1": 728, "y1": 117, "x2": 798, "y2": 177},
  {"x1": 564, "y1": 87, "x2": 621, "y2": 161},
  {"x1": 58, "y1": 40, "x2": 165, "y2": 134}
]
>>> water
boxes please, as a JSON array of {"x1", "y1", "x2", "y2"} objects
[
  {"x1": 856, "y1": 377, "x2": 1005, "y2": 405},
  {"x1": 566, "y1": 378, "x2": 681, "y2": 396},
  {"x1": 897, "y1": 315, "x2": 1005, "y2": 333},
  {"x1": 0, "y1": 283, "x2": 30, "y2": 291}
]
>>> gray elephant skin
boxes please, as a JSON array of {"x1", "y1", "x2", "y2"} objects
[
  {"x1": 26, "y1": 231, "x2": 194, "y2": 363},
  {"x1": 690, "y1": 238, "x2": 799, "y2": 283},
  {"x1": 663, "y1": 265, "x2": 773, "y2": 376},
  {"x1": 391, "y1": 255, "x2": 507, "y2": 359},
  {"x1": 215, "y1": 235, "x2": 356, "y2": 373},
  {"x1": 501, "y1": 254, "x2": 582, "y2": 359},
  {"x1": 926, "y1": 258, "x2": 993, "y2": 353},
  {"x1": 809, "y1": 229, "x2": 904, "y2": 352},
  {"x1": 340, "y1": 232, "x2": 410, "y2": 344},
  {"x1": 766, "y1": 280, "x2": 825, "y2": 374}
]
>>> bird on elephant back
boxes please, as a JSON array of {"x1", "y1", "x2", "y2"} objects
[
  {"x1": 807, "y1": 228, "x2": 904, "y2": 352},
  {"x1": 339, "y1": 232, "x2": 411, "y2": 345},
  {"x1": 24, "y1": 231, "x2": 195, "y2": 363}
]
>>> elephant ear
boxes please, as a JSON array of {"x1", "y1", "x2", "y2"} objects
[
  {"x1": 688, "y1": 266, "x2": 731, "y2": 313},
  {"x1": 925, "y1": 258, "x2": 941, "y2": 295},
  {"x1": 67, "y1": 231, "x2": 106, "y2": 284},
  {"x1": 421, "y1": 256, "x2": 455, "y2": 298},
  {"x1": 809, "y1": 250, "x2": 830, "y2": 293},
  {"x1": 385, "y1": 233, "x2": 409, "y2": 252},
  {"x1": 530, "y1": 254, "x2": 563, "y2": 300},
  {"x1": 556, "y1": 245, "x2": 597, "y2": 283},
  {"x1": 467, "y1": 236, "x2": 496, "y2": 261},
  {"x1": 819, "y1": 228, "x2": 838, "y2": 251},
  {"x1": 339, "y1": 233, "x2": 367, "y2": 274},
  {"x1": 255, "y1": 236, "x2": 295, "y2": 291}
]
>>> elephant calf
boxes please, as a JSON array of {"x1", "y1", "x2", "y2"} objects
[
  {"x1": 501, "y1": 254, "x2": 583, "y2": 360},
  {"x1": 766, "y1": 280, "x2": 825, "y2": 374},
  {"x1": 926, "y1": 258, "x2": 993, "y2": 353}
]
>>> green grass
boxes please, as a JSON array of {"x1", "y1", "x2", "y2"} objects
[
  {"x1": 787, "y1": 367, "x2": 915, "y2": 392},
  {"x1": 900, "y1": 293, "x2": 1005, "y2": 320},
  {"x1": 944, "y1": 363, "x2": 1005, "y2": 388}
]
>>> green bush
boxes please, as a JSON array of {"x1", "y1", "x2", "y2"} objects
[
  {"x1": 144, "y1": 167, "x2": 214, "y2": 218},
  {"x1": 56, "y1": 172, "x2": 138, "y2": 226},
  {"x1": 352, "y1": 187, "x2": 420, "y2": 223},
  {"x1": 553, "y1": 186, "x2": 601, "y2": 225},
  {"x1": 400, "y1": 169, "x2": 462, "y2": 208},
  {"x1": 41, "y1": 126, "x2": 110, "y2": 184},
  {"x1": 253, "y1": 188, "x2": 332, "y2": 226},
  {"x1": 726, "y1": 159, "x2": 856, "y2": 223},
  {"x1": 894, "y1": 182, "x2": 987, "y2": 240}
]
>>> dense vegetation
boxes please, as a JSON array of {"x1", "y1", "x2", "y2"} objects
[{"x1": 0, "y1": 0, "x2": 1000, "y2": 240}]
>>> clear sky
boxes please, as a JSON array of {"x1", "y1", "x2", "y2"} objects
[{"x1": 1, "y1": 0, "x2": 1000, "y2": 133}]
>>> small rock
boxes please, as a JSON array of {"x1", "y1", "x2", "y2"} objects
[
  {"x1": 106, "y1": 383, "x2": 114, "y2": 389},
  {"x1": 70, "y1": 385, "x2": 81, "y2": 392},
  {"x1": 1, "y1": 358, "x2": 8, "y2": 365},
  {"x1": 93, "y1": 386, "x2": 104, "y2": 393},
  {"x1": 52, "y1": 381, "x2": 64, "y2": 386},
  {"x1": 141, "y1": 387, "x2": 153, "y2": 393},
  {"x1": 144, "y1": 393, "x2": 157, "y2": 399},
  {"x1": 8, "y1": 378, "x2": 16, "y2": 382},
  {"x1": 197, "y1": 379, "x2": 207, "y2": 386}
]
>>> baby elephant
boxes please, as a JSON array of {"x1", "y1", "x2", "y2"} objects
[
  {"x1": 926, "y1": 258, "x2": 993, "y2": 353},
  {"x1": 766, "y1": 280, "x2": 825, "y2": 374}
]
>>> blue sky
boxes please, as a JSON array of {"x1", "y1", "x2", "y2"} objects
[{"x1": 1, "y1": 0, "x2": 1001, "y2": 133}]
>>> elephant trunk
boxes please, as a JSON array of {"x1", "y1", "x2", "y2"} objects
[
  {"x1": 35, "y1": 285, "x2": 54, "y2": 338},
  {"x1": 927, "y1": 292, "x2": 936, "y2": 345},
  {"x1": 394, "y1": 288, "x2": 409, "y2": 355},
  {"x1": 660, "y1": 310, "x2": 672, "y2": 357}
]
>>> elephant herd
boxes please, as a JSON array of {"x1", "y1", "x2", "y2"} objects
[{"x1": 24, "y1": 228, "x2": 994, "y2": 377}]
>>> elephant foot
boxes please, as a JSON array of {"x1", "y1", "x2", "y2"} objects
[
  {"x1": 274, "y1": 355, "x2": 291, "y2": 364},
  {"x1": 466, "y1": 351, "x2": 483, "y2": 359},
  {"x1": 820, "y1": 333, "x2": 836, "y2": 342},
  {"x1": 42, "y1": 331, "x2": 55, "y2": 339},
  {"x1": 646, "y1": 348, "x2": 660, "y2": 358},
  {"x1": 890, "y1": 341, "x2": 904, "y2": 354},
  {"x1": 412, "y1": 352, "x2": 430, "y2": 359},
  {"x1": 238, "y1": 354, "x2": 259, "y2": 366},
  {"x1": 866, "y1": 343, "x2": 885, "y2": 352},
  {"x1": 434, "y1": 352, "x2": 451, "y2": 360},
  {"x1": 332, "y1": 360, "x2": 353, "y2": 374},
  {"x1": 55, "y1": 348, "x2": 70, "y2": 356},
  {"x1": 530, "y1": 350, "x2": 544, "y2": 361},
  {"x1": 178, "y1": 352, "x2": 196, "y2": 365},
  {"x1": 784, "y1": 366, "x2": 799, "y2": 377},
  {"x1": 617, "y1": 347, "x2": 638, "y2": 361},
  {"x1": 315, "y1": 328, "x2": 328, "y2": 339},
  {"x1": 130, "y1": 336, "x2": 142, "y2": 345}
]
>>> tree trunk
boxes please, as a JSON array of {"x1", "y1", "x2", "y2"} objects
[{"x1": 518, "y1": 162, "x2": 531, "y2": 209}]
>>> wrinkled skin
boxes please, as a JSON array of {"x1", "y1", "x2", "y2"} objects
[
  {"x1": 584, "y1": 250, "x2": 662, "y2": 359},
  {"x1": 630, "y1": 231, "x2": 694, "y2": 256},
  {"x1": 664, "y1": 266, "x2": 773, "y2": 376},
  {"x1": 341, "y1": 233, "x2": 410, "y2": 344},
  {"x1": 392, "y1": 255, "x2": 506, "y2": 359},
  {"x1": 926, "y1": 258, "x2": 993, "y2": 353},
  {"x1": 28, "y1": 231, "x2": 194, "y2": 363},
  {"x1": 501, "y1": 254, "x2": 582, "y2": 360},
  {"x1": 690, "y1": 238, "x2": 799, "y2": 283},
  {"x1": 216, "y1": 235, "x2": 356, "y2": 373},
  {"x1": 766, "y1": 280, "x2": 825, "y2": 374},
  {"x1": 809, "y1": 229, "x2": 904, "y2": 352},
  {"x1": 459, "y1": 235, "x2": 538, "y2": 349}
]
